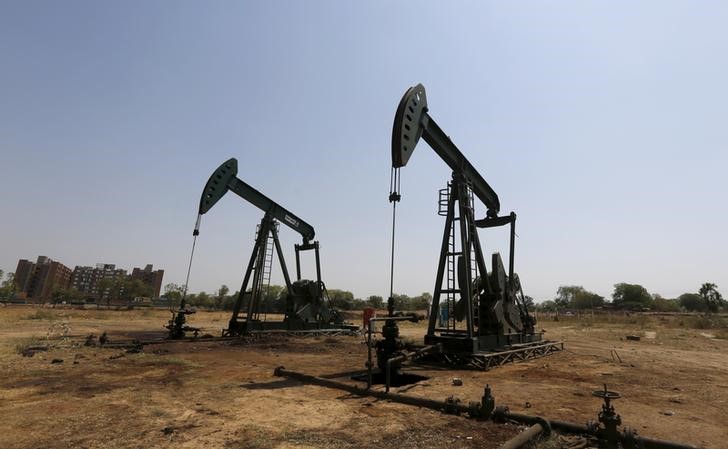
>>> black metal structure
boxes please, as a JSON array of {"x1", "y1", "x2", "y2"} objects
[
  {"x1": 390, "y1": 84, "x2": 546, "y2": 359},
  {"x1": 195, "y1": 158, "x2": 351, "y2": 336}
]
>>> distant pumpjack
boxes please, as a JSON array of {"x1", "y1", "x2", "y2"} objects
[{"x1": 195, "y1": 158, "x2": 351, "y2": 336}]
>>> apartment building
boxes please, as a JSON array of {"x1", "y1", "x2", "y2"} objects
[
  {"x1": 14, "y1": 256, "x2": 72, "y2": 300},
  {"x1": 130, "y1": 264, "x2": 164, "y2": 298},
  {"x1": 70, "y1": 263, "x2": 128, "y2": 299}
]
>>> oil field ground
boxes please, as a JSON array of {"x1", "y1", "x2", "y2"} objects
[{"x1": 1, "y1": 306, "x2": 726, "y2": 449}]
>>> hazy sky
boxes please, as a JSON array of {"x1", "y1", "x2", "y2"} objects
[{"x1": 2, "y1": 1, "x2": 727, "y2": 302}]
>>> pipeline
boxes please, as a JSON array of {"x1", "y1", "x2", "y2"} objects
[
  {"x1": 274, "y1": 366, "x2": 471, "y2": 414},
  {"x1": 499, "y1": 423, "x2": 547, "y2": 449},
  {"x1": 273, "y1": 367, "x2": 702, "y2": 449}
]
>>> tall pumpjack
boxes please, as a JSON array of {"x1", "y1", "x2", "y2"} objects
[
  {"x1": 389, "y1": 85, "x2": 560, "y2": 363},
  {"x1": 195, "y1": 158, "x2": 351, "y2": 336}
]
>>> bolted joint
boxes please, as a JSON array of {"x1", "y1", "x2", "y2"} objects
[
  {"x1": 381, "y1": 320, "x2": 400, "y2": 339},
  {"x1": 620, "y1": 427, "x2": 640, "y2": 449},
  {"x1": 389, "y1": 192, "x2": 401, "y2": 203},
  {"x1": 492, "y1": 405, "x2": 510, "y2": 423},
  {"x1": 444, "y1": 396, "x2": 462, "y2": 415}
]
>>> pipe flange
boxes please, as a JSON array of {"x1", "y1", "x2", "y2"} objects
[
  {"x1": 586, "y1": 419, "x2": 599, "y2": 434},
  {"x1": 621, "y1": 427, "x2": 644, "y2": 449},
  {"x1": 492, "y1": 405, "x2": 510, "y2": 423},
  {"x1": 444, "y1": 396, "x2": 462, "y2": 416}
]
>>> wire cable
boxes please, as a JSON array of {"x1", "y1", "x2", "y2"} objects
[
  {"x1": 388, "y1": 202, "x2": 397, "y2": 299},
  {"x1": 181, "y1": 234, "x2": 197, "y2": 306},
  {"x1": 388, "y1": 168, "x2": 401, "y2": 299}
]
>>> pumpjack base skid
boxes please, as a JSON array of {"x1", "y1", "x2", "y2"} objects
[
  {"x1": 425, "y1": 339, "x2": 564, "y2": 371},
  {"x1": 425, "y1": 331, "x2": 545, "y2": 353}
]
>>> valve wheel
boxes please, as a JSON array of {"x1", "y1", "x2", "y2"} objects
[{"x1": 592, "y1": 386, "x2": 621, "y2": 400}]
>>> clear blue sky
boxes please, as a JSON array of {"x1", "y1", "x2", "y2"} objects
[{"x1": 1, "y1": 1, "x2": 727, "y2": 302}]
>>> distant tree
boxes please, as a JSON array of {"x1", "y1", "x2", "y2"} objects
[
  {"x1": 222, "y1": 291, "x2": 238, "y2": 310},
  {"x1": 554, "y1": 286, "x2": 583, "y2": 308},
  {"x1": 572, "y1": 291, "x2": 605, "y2": 309},
  {"x1": 678, "y1": 293, "x2": 706, "y2": 312},
  {"x1": 215, "y1": 284, "x2": 230, "y2": 309},
  {"x1": 651, "y1": 294, "x2": 680, "y2": 312},
  {"x1": 51, "y1": 286, "x2": 83, "y2": 304},
  {"x1": 191, "y1": 291, "x2": 211, "y2": 308},
  {"x1": 388, "y1": 293, "x2": 431, "y2": 311},
  {"x1": 522, "y1": 295, "x2": 535, "y2": 310},
  {"x1": 120, "y1": 278, "x2": 153, "y2": 306},
  {"x1": 0, "y1": 272, "x2": 17, "y2": 301},
  {"x1": 327, "y1": 289, "x2": 356, "y2": 310},
  {"x1": 536, "y1": 300, "x2": 558, "y2": 312},
  {"x1": 409, "y1": 292, "x2": 431, "y2": 310},
  {"x1": 418, "y1": 292, "x2": 432, "y2": 308},
  {"x1": 110, "y1": 276, "x2": 130, "y2": 304},
  {"x1": 612, "y1": 283, "x2": 653, "y2": 310},
  {"x1": 366, "y1": 295, "x2": 384, "y2": 309},
  {"x1": 96, "y1": 278, "x2": 114, "y2": 306},
  {"x1": 185, "y1": 293, "x2": 197, "y2": 305},
  {"x1": 554, "y1": 285, "x2": 604, "y2": 309},
  {"x1": 699, "y1": 283, "x2": 724, "y2": 313},
  {"x1": 391, "y1": 293, "x2": 409, "y2": 310},
  {"x1": 260, "y1": 285, "x2": 286, "y2": 312},
  {"x1": 164, "y1": 283, "x2": 184, "y2": 303}
]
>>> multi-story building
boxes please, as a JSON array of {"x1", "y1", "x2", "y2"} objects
[
  {"x1": 70, "y1": 263, "x2": 127, "y2": 300},
  {"x1": 14, "y1": 256, "x2": 72, "y2": 300},
  {"x1": 131, "y1": 264, "x2": 164, "y2": 298},
  {"x1": 14, "y1": 259, "x2": 36, "y2": 294},
  {"x1": 13, "y1": 257, "x2": 165, "y2": 302}
]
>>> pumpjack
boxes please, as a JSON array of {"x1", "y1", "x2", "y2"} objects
[
  {"x1": 384, "y1": 84, "x2": 562, "y2": 369},
  {"x1": 194, "y1": 158, "x2": 355, "y2": 336}
]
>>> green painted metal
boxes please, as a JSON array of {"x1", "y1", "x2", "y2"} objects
[
  {"x1": 392, "y1": 84, "x2": 500, "y2": 216},
  {"x1": 199, "y1": 158, "x2": 238, "y2": 215},
  {"x1": 196, "y1": 158, "x2": 315, "y2": 243}
]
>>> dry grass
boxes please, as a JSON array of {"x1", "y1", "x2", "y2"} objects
[{"x1": 1, "y1": 306, "x2": 726, "y2": 449}]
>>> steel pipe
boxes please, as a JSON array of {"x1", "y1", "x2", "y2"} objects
[
  {"x1": 503, "y1": 412, "x2": 699, "y2": 449},
  {"x1": 274, "y1": 366, "x2": 470, "y2": 414},
  {"x1": 499, "y1": 423, "x2": 544, "y2": 449},
  {"x1": 273, "y1": 368, "x2": 701, "y2": 449}
]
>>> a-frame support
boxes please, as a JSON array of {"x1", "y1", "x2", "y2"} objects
[
  {"x1": 227, "y1": 213, "x2": 293, "y2": 335},
  {"x1": 426, "y1": 172, "x2": 489, "y2": 348}
]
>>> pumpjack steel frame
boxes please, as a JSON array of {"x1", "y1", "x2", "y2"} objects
[
  {"x1": 195, "y1": 158, "x2": 354, "y2": 336},
  {"x1": 391, "y1": 84, "x2": 555, "y2": 360}
]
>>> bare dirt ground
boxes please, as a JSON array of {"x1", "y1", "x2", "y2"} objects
[{"x1": 1, "y1": 305, "x2": 726, "y2": 449}]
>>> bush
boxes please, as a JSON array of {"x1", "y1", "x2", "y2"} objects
[{"x1": 23, "y1": 310, "x2": 58, "y2": 320}]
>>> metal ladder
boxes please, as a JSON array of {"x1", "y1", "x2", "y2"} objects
[
  {"x1": 240, "y1": 223, "x2": 277, "y2": 323},
  {"x1": 438, "y1": 182, "x2": 477, "y2": 331},
  {"x1": 258, "y1": 223, "x2": 277, "y2": 321},
  {"x1": 260, "y1": 223, "x2": 276, "y2": 291}
]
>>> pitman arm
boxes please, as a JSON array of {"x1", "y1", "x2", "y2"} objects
[{"x1": 194, "y1": 158, "x2": 315, "y2": 243}]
